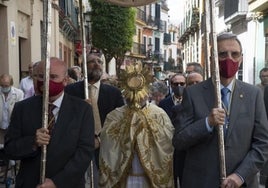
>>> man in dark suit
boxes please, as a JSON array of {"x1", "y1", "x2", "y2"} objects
[
  {"x1": 4, "y1": 57, "x2": 95, "y2": 188},
  {"x1": 65, "y1": 54, "x2": 124, "y2": 148},
  {"x1": 173, "y1": 33, "x2": 268, "y2": 188},
  {"x1": 265, "y1": 86, "x2": 268, "y2": 119},
  {"x1": 171, "y1": 71, "x2": 204, "y2": 187},
  {"x1": 65, "y1": 54, "x2": 124, "y2": 187},
  {"x1": 159, "y1": 73, "x2": 186, "y2": 118},
  {"x1": 262, "y1": 86, "x2": 268, "y2": 187}
]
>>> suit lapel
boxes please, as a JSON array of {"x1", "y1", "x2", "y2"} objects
[
  {"x1": 202, "y1": 78, "x2": 216, "y2": 111},
  {"x1": 98, "y1": 84, "x2": 105, "y2": 107},
  {"x1": 47, "y1": 94, "x2": 73, "y2": 152},
  {"x1": 225, "y1": 80, "x2": 244, "y2": 140}
]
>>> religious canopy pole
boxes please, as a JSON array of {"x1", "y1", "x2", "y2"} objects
[
  {"x1": 103, "y1": 0, "x2": 156, "y2": 7},
  {"x1": 205, "y1": 0, "x2": 226, "y2": 183},
  {"x1": 40, "y1": 0, "x2": 52, "y2": 184},
  {"x1": 79, "y1": 0, "x2": 89, "y2": 100},
  {"x1": 78, "y1": 0, "x2": 95, "y2": 187}
]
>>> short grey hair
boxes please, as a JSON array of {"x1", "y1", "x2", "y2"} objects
[
  {"x1": 217, "y1": 32, "x2": 242, "y2": 52},
  {"x1": 150, "y1": 81, "x2": 169, "y2": 96}
]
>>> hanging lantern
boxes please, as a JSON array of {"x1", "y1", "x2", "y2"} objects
[{"x1": 104, "y1": 0, "x2": 156, "y2": 7}]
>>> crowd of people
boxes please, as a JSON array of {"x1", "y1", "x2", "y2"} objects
[{"x1": 1, "y1": 32, "x2": 268, "y2": 188}]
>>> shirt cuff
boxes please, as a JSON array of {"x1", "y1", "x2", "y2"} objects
[
  {"x1": 235, "y1": 173, "x2": 245, "y2": 184},
  {"x1": 205, "y1": 117, "x2": 213, "y2": 132}
]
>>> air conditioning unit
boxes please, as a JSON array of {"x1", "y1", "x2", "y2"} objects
[{"x1": 224, "y1": 0, "x2": 248, "y2": 24}]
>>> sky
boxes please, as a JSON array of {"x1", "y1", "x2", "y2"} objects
[{"x1": 167, "y1": 0, "x2": 185, "y2": 24}]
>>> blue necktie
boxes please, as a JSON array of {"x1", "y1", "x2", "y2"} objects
[
  {"x1": 221, "y1": 88, "x2": 229, "y2": 136},
  {"x1": 221, "y1": 87, "x2": 229, "y2": 110}
]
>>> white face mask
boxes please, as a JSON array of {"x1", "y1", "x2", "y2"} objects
[{"x1": 1, "y1": 87, "x2": 11, "y2": 94}]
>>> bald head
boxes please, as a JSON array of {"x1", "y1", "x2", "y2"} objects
[
  {"x1": 38, "y1": 57, "x2": 68, "y2": 77},
  {"x1": 0, "y1": 74, "x2": 13, "y2": 86},
  {"x1": 186, "y1": 72, "x2": 203, "y2": 86},
  {"x1": 37, "y1": 57, "x2": 68, "y2": 101},
  {"x1": 0, "y1": 74, "x2": 13, "y2": 94}
]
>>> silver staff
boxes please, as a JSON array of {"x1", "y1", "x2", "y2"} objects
[
  {"x1": 205, "y1": 0, "x2": 226, "y2": 182},
  {"x1": 78, "y1": 0, "x2": 93, "y2": 187},
  {"x1": 40, "y1": 0, "x2": 52, "y2": 183}
]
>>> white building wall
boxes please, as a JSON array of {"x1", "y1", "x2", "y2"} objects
[
  {"x1": 4, "y1": 1, "x2": 16, "y2": 86},
  {"x1": 31, "y1": 0, "x2": 42, "y2": 63}
]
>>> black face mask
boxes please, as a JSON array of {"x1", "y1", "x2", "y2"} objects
[{"x1": 173, "y1": 86, "x2": 184, "y2": 97}]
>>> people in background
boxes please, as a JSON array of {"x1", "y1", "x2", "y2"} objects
[
  {"x1": 71, "y1": 66, "x2": 83, "y2": 81},
  {"x1": 172, "y1": 71, "x2": 204, "y2": 187},
  {"x1": 149, "y1": 80, "x2": 169, "y2": 106},
  {"x1": 256, "y1": 67, "x2": 268, "y2": 93},
  {"x1": 19, "y1": 63, "x2": 35, "y2": 99},
  {"x1": 159, "y1": 73, "x2": 186, "y2": 118},
  {"x1": 67, "y1": 68, "x2": 78, "y2": 84},
  {"x1": 0, "y1": 74, "x2": 23, "y2": 144},
  {"x1": 186, "y1": 71, "x2": 204, "y2": 86},
  {"x1": 32, "y1": 61, "x2": 41, "y2": 96},
  {"x1": 185, "y1": 62, "x2": 203, "y2": 76}
]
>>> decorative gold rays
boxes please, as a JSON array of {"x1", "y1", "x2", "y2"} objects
[{"x1": 120, "y1": 61, "x2": 153, "y2": 109}]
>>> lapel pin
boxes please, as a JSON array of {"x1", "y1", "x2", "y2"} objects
[{"x1": 240, "y1": 94, "x2": 243, "y2": 98}]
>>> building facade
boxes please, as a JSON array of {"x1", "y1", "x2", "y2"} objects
[
  {"x1": 178, "y1": 0, "x2": 268, "y2": 84},
  {"x1": 130, "y1": 0, "x2": 179, "y2": 79},
  {"x1": 0, "y1": 0, "x2": 83, "y2": 86}
]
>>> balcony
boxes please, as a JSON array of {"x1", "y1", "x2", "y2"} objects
[
  {"x1": 224, "y1": 0, "x2": 248, "y2": 24},
  {"x1": 136, "y1": 8, "x2": 146, "y2": 23},
  {"x1": 146, "y1": 15, "x2": 155, "y2": 27},
  {"x1": 178, "y1": 7, "x2": 200, "y2": 44},
  {"x1": 248, "y1": 0, "x2": 268, "y2": 12},
  {"x1": 155, "y1": 18, "x2": 165, "y2": 32},
  {"x1": 132, "y1": 42, "x2": 146, "y2": 56},
  {"x1": 164, "y1": 33, "x2": 171, "y2": 45},
  {"x1": 56, "y1": 2, "x2": 79, "y2": 41}
]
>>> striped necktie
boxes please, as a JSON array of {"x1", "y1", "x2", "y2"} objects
[{"x1": 48, "y1": 104, "x2": 56, "y2": 135}]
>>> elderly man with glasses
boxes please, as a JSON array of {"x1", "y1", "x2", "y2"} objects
[{"x1": 173, "y1": 32, "x2": 268, "y2": 188}]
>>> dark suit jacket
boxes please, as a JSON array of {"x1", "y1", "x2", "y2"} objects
[
  {"x1": 4, "y1": 94, "x2": 95, "y2": 188},
  {"x1": 265, "y1": 86, "x2": 268, "y2": 119},
  {"x1": 173, "y1": 78, "x2": 268, "y2": 188},
  {"x1": 65, "y1": 81, "x2": 124, "y2": 126},
  {"x1": 261, "y1": 86, "x2": 268, "y2": 175},
  {"x1": 158, "y1": 95, "x2": 174, "y2": 118}
]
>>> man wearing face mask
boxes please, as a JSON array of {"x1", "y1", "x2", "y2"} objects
[
  {"x1": 0, "y1": 74, "x2": 23, "y2": 145},
  {"x1": 4, "y1": 57, "x2": 95, "y2": 188},
  {"x1": 159, "y1": 73, "x2": 186, "y2": 118},
  {"x1": 173, "y1": 33, "x2": 268, "y2": 188}
]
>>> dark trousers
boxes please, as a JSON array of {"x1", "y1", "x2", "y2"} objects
[{"x1": 85, "y1": 156, "x2": 98, "y2": 188}]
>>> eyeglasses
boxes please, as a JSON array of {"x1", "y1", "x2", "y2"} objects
[
  {"x1": 171, "y1": 82, "x2": 185, "y2": 87},
  {"x1": 218, "y1": 51, "x2": 242, "y2": 59}
]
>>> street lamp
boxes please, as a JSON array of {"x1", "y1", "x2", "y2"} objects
[{"x1": 83, "y1": 11, "x2": 91, "y2": 45}]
